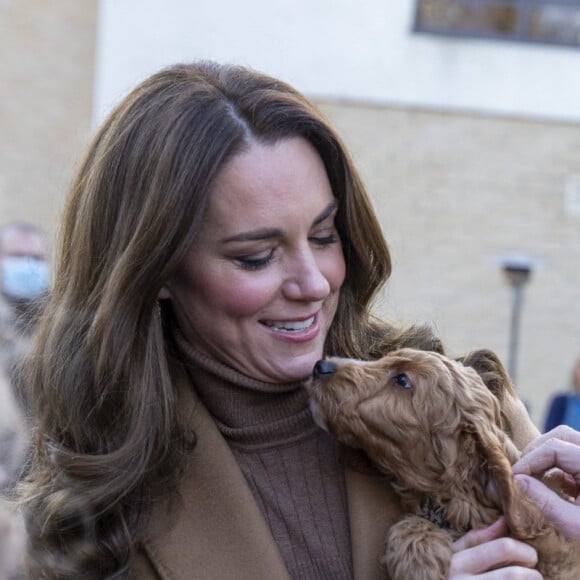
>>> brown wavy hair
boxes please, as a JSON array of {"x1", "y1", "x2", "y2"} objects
[{"x1": 17, "y1": 61, "x2": 434, "y2": 578}]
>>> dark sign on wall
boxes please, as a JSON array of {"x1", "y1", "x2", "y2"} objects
[{"x1": 414, "y1": 0, "x2": 580, "y2": 48}]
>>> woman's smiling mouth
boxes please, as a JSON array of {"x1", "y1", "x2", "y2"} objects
[{"x1": 262, "y1": 315, "x2": 316, "y2": 332}]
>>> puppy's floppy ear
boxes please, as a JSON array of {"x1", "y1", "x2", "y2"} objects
[
  {"x1": 473, "y1": 424, "x2": 517, "y2": 514},
  {"x1": 456, "y1": 367, "x2": 521, "y2": 515},
  {"x1": 458, "y1": 364, "x2": 531, "y2": 532},
  {"x1": 457, "y1": 349, "x2": 517, "y2": 437},
  {"x1": 457, "y1": 349, "x2": 515, "y2": 400},
  {"x1": 471, "y1": 421, "x2": 543, "y2": 537}
]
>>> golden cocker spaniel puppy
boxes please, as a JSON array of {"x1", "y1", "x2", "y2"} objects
[{"x1": 307, "y1": 348, "x2": 580, "y2": 580}]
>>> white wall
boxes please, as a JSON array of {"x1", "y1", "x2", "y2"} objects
[{"x1": 95, "y1": 0, "x2": 580, "y2": 124}]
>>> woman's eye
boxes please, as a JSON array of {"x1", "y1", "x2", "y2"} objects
[
  {"x1": 237, "y1": 249, "x2": 275, "y2": 270},
  {"x1": 310, "y1": 231, "x2": 339, "y2": 246},
  {"x1": 392, "y1": 373, "x2": 411, "y2": 389}
]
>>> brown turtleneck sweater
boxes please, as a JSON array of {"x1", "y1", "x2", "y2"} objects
[{"x1": 180, "y1": 345, "x2": 353, "y2": 580}]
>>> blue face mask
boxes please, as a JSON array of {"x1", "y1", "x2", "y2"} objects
[{"x1": 1, "y1": 256, "x2": 49, "y2": 300}]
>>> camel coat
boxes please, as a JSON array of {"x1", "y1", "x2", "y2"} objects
[{"x1": 131, "y1": 374, "x2": 540, "y2": 580}]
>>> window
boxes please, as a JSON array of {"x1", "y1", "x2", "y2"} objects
[{"x1": 413, "y1": 0, "x2": 580, "y2": 48}]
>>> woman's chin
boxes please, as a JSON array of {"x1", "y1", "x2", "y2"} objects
[{"x1": 267, "y1": 357, "x2": 321, "y2": 384}]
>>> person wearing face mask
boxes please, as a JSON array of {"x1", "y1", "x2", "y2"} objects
[
  {"x1": 0, "y1": 222, "x2": 49, "y2": 323},
  {"x1": 0, "y1": 222, "x2": 49, "y2": 409}
]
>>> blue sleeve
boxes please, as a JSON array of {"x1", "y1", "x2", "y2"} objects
[{"x1": 544, "y1": 394, "x2": 567, "y2": 432}]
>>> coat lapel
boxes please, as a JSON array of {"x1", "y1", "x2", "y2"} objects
[
  {"x1": 346, "y1": 469, "x2": 403, "y2": 580},
  {"x1": 141, "y1": 378, "x2": 290, "y2": 580}
]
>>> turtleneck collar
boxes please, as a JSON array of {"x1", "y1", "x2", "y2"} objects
[{"x1": 175, "y1": 334, "x2": 319, "y2": 450}]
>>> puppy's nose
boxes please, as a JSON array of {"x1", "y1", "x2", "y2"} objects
[{"x1": 313, "y1": 359, "x2": 337, "y2": 378}]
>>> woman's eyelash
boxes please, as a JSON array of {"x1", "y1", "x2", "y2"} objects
[
  {"x1": 311, "y1": 234, "x2": 339, "y2": 246},
  {"x1": 236, "y1": 233, "x2": 338, "y2": 270},
  {"x1": 237, "y1": 250, "x2": 275, "y2": 270}
]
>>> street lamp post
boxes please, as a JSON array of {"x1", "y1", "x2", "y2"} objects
[{"x1": 501, "y1": 259, "x2": 532, "y2": 387}]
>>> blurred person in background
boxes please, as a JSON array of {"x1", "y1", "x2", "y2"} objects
[
  {"x1": 0, "y1": 222, "x2": 49, "y2": 410},
  {"x1": 0, "y1": 363, "x2": 27, "y2": 488},
  {"x1": 0, "y1": 362, "x2": 27, "y2": 579},
  {"x1": 0, "y1": 222, "x2": 49, "y2": 332},
  {"x1": 0, "y1": 498, "x2": 25, "y2": 580},
  {"x1": 544, "y1": 355, "x2": 580, "y2": 432},
  {"x1": 0, "y1": 226, "x2": 39, "y2": 578}
]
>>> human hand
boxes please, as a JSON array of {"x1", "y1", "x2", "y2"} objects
[
  {"x1": 448, "y1": 518, "x2": 541, "y2": 578},
  {"x1": 512, "y1": 425, "x2": 580, "y2": 540}
]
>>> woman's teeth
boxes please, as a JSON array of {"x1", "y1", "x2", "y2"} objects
[{"x1": 267, "y1": 316, "x2": 315, "y2": 332}]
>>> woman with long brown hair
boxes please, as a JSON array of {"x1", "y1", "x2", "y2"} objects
[{"x1": 18, "y1": 61, "x2": 557, "y2": 579}]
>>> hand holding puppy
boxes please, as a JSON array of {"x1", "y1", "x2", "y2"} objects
[{"x1": 512, "y1": 425, "x2": 580, "y2": 540}]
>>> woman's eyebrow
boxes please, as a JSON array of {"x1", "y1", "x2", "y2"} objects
[
  {"x1": 222, "y1": 228, "x2": 282, "y2": 243},
  {"x1": 221, "y1": 201, "x2": 338, "y2": 244},
  {"x1": 314, "y1": 200, "x2": 339, "y2": 226}
]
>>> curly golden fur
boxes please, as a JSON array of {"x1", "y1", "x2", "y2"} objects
[{"x1": 307, "y1": 348, "x2": 580, "y2": 580}]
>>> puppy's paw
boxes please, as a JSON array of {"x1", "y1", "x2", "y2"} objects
[{"x1": 382, "y1": 515, "x2": 452, "y2": 580}]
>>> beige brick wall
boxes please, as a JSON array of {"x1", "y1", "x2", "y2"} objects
[
  {"x1": 1, "y1": 1, "x2": 578, "y2": 429},
  {"x1": 0, "y1": 0, "x2": 98, "y2": 248}
]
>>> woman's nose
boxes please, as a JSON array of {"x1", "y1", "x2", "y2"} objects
[{"x1": 283, "y1": 251, "x2": 331, "y2": 301}]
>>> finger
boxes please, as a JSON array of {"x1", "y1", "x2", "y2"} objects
[
  {"x1": 513, "y1": 438, "x2": 580, "y2": 481},
  {"x1": 450, "y1": 536, "x2": 538, "y2": 576},
  {"x1": 476, "y1": 569, "x2": 542, "y2": 579},
  {"x1": 450, "y1": 566, "x2": 542, "y2": 579},
  {"x1": 516, "y1": 474, "x2": 580, "y2": 540},
  {"x1": 452, "y1": 518, "x2": 507, "y2": 552},
  {"x1": 541, "y1": 467, "x2": 578, "y2": 498},
  {"x1": 521, "y1": 425, "x2": 580, "y2": 455}
]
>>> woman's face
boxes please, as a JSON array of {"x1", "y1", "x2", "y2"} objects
[{"x1": 163, "y1": 137, "x2": 346, "y2": 383}]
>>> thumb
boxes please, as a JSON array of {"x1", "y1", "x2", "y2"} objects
[{"x1": 515, "y1": 474, "x2": 580, "y2": 540}]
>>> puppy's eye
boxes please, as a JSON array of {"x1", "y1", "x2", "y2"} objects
[{"x1": 392, "y1": 373, "x2": 411, "y2": 389}]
